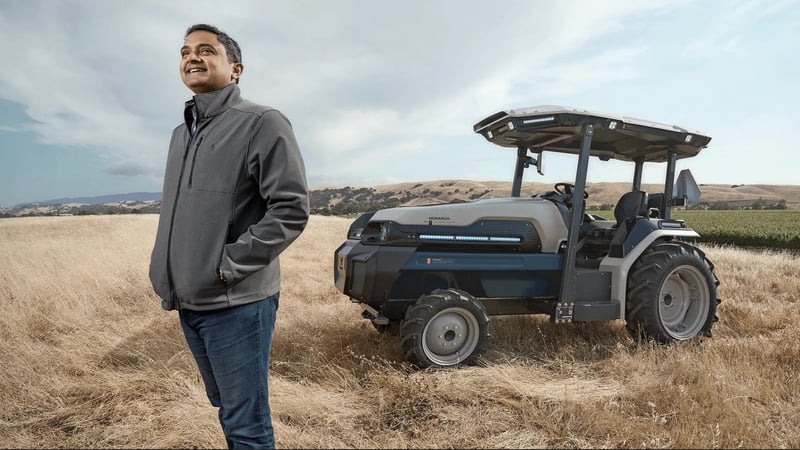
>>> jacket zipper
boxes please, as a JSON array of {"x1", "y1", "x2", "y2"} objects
[
  {"x1": 187, "y1": 136, "x2": 205, "y2": 188},
  {"x1": 165, "y1": 131, "x2": 196, "y2": 309}
]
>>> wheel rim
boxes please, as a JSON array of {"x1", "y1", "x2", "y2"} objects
[
  {"x1": 658, "y1": 264, "x2": 710, "y2": 339},
  {"x1": 422, "y1": 306, "x2": 480, "y2": 366}
]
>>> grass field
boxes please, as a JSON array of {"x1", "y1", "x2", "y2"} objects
[{"x1": 1, "y1": 215, "x2": 799, "y2": 448}]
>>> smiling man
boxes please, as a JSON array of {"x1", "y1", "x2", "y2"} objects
[{"x1": 149, "y1": 24, "x2": 309, "y2": 449}]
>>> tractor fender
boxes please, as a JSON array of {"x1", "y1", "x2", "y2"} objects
[{"x1": 598, "y1": 229, "x2": 700, "y2": 319}]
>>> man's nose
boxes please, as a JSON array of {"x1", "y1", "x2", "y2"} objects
[{"x1": 186, "y1": 50, "x2": 203, "y2": 62}]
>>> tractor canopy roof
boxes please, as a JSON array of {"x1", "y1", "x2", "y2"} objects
[{"x1": 473, "y1": 105, "x2": 712, "y2": 163}]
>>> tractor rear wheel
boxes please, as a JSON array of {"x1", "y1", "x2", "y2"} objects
[
  {"x1": 400, "y1": 289, "x2": 490, "y2": 368},
  {"x1": 626, "y1": 241, "x2": 720, "y2": 343}
]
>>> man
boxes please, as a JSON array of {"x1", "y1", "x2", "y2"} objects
[{"x1": 149, "y1": 23, "x2": 309, "y2": 449}]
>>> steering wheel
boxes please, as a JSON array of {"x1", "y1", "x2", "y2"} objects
[{"x1": 554, "y1": 182, "x2": 589, "y2": 199}]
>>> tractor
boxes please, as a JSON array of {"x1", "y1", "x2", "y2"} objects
[{"x1": 334, "y1": 105, "x2": 720, "y2": 368}]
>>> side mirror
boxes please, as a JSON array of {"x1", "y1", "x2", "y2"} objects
[
  {"x1": 523, "y1": 151, "x2": 544, "y2": 175},
  {"x1": 535, "y1": 152, "x2": 544, "y2": 175}
]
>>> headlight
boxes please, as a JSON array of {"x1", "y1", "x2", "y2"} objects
[{"x1": 379, "y1": 223, "x2": 389, "y2": 242}]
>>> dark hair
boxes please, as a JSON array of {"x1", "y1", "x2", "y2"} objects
[{"x1": 185, "y1": 24, "x2": 242, "y2": 83}]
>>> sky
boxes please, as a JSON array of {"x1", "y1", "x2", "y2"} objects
[{"x1": 0, "y1": 0, "x2": 798, "y2": 206}]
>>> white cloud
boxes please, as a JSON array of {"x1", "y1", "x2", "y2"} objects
[
  {"x1": 103, "y1": 160, "x2": 157, "y2": 177},
  {"x1": 1, "y1": 0, "x2": 795, "y2": 204},
  {"x1": 0, "y1": 2, "x2": 182, "y2": 161},
  {"x1": 0, "y1": 1, "x2": 663, "y2": 154},
  {"x1": 681, "y1": 0, "x2": 796, "y2": 57},
  {"x1": 312, "y1": 108, "x2": 401, "y2": 154}
]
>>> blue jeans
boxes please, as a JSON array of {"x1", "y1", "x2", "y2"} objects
[{"x1": 179, "y1": 293, "x2": 279, "y2": 449}]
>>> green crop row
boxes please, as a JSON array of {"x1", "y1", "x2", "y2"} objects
[
  {"x1": 671, "y1": 210, "x2": 800, "y2": 250},
  {"x1": 585, "y1": 209, "x2": 800, "y2": 250}
]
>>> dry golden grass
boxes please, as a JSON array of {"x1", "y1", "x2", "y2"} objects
[{"x1": 1, "y1": 215, "x2": 798, "y2": 448}]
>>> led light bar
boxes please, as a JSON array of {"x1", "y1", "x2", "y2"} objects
[
  {"x1": 418, "y1": 234, "x2": 522, "y2": 243},
  {"x1": 522, "y1": 116, "x2": 555, "y2": 125},
  {"x1": 419, "y1": 234, "x2": 455, "y2": 241},
  {"x1": 455, "y1": 235, "x2": 489, "y2": 242},
  {"x1": 488, "y1": 236, "x2": 522, "y2": 242}
]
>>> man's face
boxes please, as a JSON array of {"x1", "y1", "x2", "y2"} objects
[{"x1": 180, "y1": 30, "x2": 242, "y2": 94}]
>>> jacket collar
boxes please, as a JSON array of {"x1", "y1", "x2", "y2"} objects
[{"x1": 183, "y1": 83, "x2": 242, "y2": 129}]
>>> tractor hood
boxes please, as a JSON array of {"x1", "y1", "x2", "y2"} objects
[{"x1": 473, "y1": 105, "x2": 712, "y2": 162}]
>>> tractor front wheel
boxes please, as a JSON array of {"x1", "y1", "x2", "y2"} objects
[
  {"x1": 400, "y1": 289, "x2": 490, "y2": 368},
  {"x1": 626, "y1": 241, "x2": 720, "y2": 343}
]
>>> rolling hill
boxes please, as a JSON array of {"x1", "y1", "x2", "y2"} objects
[
  {"x1": 308, "y1": 180, "x2": 800, "y2": 214},
  {"x1": 2, "y1": 181, "x2": 798, "y2": 217}
]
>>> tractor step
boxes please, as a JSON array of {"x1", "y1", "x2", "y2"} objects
[
  {"x1": 553, "y1": 300, "x2": 620, "y2": 323},
  {"x1": 361, "y1": 308, "x2": 389, "y2": 326}
]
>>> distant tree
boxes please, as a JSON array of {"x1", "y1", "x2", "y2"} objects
[
  {"x1": 709, "y1": 202, "x2": 731, "y2": 210},
  {"x1": 766, "y1": 199, "x2": 787, "y2": 210}
]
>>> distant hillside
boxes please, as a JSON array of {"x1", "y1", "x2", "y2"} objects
[
  {"x1": 2, "y1": 181, "x2": 798, "y2": 218},
  {"x1": 38, "y1": 192, "x2": 162, "y2": 205},
  {"x1": 309, "y1": 180, "x2": 800, "y2": 215}
]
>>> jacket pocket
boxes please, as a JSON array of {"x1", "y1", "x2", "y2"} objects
[
  {"x1": 217, "y1": 222, "x2": 233, "y2": 282},
  {"x1": 169, "y1": 189, "x2": 234, "y2": 307}
]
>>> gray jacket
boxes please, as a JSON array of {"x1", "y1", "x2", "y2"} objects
[{"x1": 149, "y1": 84, "x2": 309, "y2": 311}]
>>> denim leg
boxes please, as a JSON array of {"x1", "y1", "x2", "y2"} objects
[
  {"x1": 179, "y1": 313, "x2": 227, "y2": 436},
  {"x1": 179, "y1": 294, "x2": 279, "y2": 449}
]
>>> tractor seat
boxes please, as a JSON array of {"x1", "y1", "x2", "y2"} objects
[
  {"x1": 608, "y1": 191, "x2": 649, "y2": 257},
  {"x1": 614, "y1": 191, "x2": 649, "y2": 225}
]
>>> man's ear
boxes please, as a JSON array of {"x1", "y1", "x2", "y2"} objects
[{"x1": 232, "y1": 63, "x2": 244, "y2": 81}]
